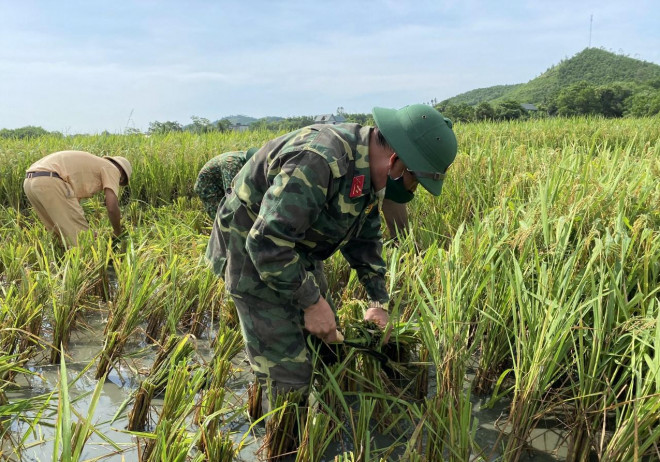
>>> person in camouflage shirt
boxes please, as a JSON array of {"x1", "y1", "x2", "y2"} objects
[
  {"x1": 194, "y1": 148, "x2": 258, "y2": 219},
  {"x1": 196, "y1": 148, "x2": 410, "y2": 238},
  {"x1": 205, "y1": 104, "x2": 457, "y2": 411}
]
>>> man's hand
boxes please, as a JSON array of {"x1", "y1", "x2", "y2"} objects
[
  {"x1": 111, "y1": 231, "x2": 128, "y2": 252},
  {"x1": 304, "y1": 296, "x2": 338, "y2": 343},
  {"x1": 364, "y1": 302, "x2": 391, "y2": 343}
]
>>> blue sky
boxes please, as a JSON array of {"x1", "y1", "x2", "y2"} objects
[{"x1": 1, "y1": 0, "x2": 658, "y2": 134}]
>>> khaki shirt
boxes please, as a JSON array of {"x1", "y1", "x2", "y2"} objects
[{"x1": 27, "y1": 150, "x2": 121, "y2": 199}]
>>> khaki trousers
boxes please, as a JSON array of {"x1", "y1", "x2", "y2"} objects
[{"x1": 23, "y1": 176, "x2": 88, "y2": 245}]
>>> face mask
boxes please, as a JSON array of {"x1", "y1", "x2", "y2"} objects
[{"x1": 385, "y1": 176, "x2": 414, "y2": 203}]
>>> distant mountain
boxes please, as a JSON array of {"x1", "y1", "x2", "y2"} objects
[
  {"x1": 216, "y1": 115, "x2": 284, "y2": 125},
  {"x1": 442, "y1": 48, "x2": 660, "y2": 106}
]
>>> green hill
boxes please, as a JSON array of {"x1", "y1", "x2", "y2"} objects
[
  {"x1": 442, "y1": 48, "x2": 660, "y2": 106},
  {"x1": 217, "y1": 115, "x2": 284, "y2": 125}
]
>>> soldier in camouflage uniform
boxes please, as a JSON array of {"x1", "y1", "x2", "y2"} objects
[
  {"x1": 205, "y1": 104, "x2": 457, "y2": 410},
  {"x1": 196, "y1": 148, "x2": 410, "y2": 238},
  {"x1": 194, "y1": 148, "x2": 258, "y2": 219}
]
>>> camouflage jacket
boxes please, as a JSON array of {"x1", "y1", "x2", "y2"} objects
[
  {"x1": 206, "y1": 123, "x2": 389, "y2": 311},
  {"x1": 194, "y1": 150, "x2": 251, "y2": 219}
]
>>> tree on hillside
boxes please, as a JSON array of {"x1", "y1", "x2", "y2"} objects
[
  {"x1": 216, "y1": 119, "x2": 232, "y2": 132},
  {"x1": 148, "y1": 120, "x2": 183, "y2": 134},
  {"x1": 495, "y1": 100, "x2": 526, "y2": 121},
  {"x1": 437, "y1": 103, "x2": 474, "y2": 123},
  {"x1": 556, "y1": 82, "x2": 600, "y2": 116},
  {"x1": 343, "y1": 113, "x2": 374, "y2": 125},
  {"x1": 596, "y1": 84, "x2": 632, "y2": 118},
  {"x1": 626, "y1": 89, "x2": 660, "y2": 116},
  {"x1": 250, "y1": 116, "x2": 313, "y2": 131},
  {"x1": 474, "y1": 102, "x2": 496, "y2": 121},
  {"x1": 190, "y1": 116, "x2": 214, "y2": 134}
]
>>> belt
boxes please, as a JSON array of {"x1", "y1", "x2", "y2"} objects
[{"x1": 26, "y1": 171, "x2": 62, "y2": 180}]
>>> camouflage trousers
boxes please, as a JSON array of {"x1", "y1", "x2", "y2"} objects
[{"x1": 230, "y1": 263, "x2": 338, "y2": 411}]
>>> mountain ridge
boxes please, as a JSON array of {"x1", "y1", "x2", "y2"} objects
[{"x1": 441, "y1": 47, "x2": 660, "y2": 107}]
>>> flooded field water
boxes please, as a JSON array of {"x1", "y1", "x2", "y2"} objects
[{"x1": 4, "y1": 309, "x2": 567, "y2": 461}]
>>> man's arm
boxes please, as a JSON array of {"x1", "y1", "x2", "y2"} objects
[
  {"x1": 340, "y1": 207, "x2": 389, "y2": 303},
  {"x1": 341, "y1": 208, "x2": 390, "y2": 332},
  {"x1": 104, "y1": 188, "x2": 122, "y2": 237}
]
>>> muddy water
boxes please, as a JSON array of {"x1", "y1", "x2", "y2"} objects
[{"x1": 6, "y1": 313, "x2": 567, "y2": 461}]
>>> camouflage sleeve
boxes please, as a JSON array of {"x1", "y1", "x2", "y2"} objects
[
  {"x1": 341, "y1": 208, "x2": 389, "y2": 304},
  {"x1": 245, "y1": 150, "x2": 331, "y2": 311}
]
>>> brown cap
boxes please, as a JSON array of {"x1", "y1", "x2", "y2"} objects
[{"x1": 104, "y1": 156, "x2": 132, "y2": 182}]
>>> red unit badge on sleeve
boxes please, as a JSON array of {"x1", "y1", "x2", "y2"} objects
[{"x1": 350, "y1": 175, "x2": 365, "y2": 198}]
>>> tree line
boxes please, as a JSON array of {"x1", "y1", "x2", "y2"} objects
[
  {"x1": 4, "y1": 80, "x2": 658, "y2": 139},
  {"x1": 438, "y1": 79, "x2": 660, "y2": 123}
]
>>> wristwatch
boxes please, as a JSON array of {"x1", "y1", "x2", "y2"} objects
[{"x1": 368, "y1": 301, "x2": 389, "y2": 312}]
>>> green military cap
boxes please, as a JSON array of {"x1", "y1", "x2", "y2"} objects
[{"x1": 372, "y1": 104, "x2": 457, "y2": 196}]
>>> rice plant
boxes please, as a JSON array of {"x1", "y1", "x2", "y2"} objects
[
  {"x1": 96, "y1": 243, "x2": 168, "y2": 379},
  {"x1": 260, "y1": 391, "x2": 306, "y2": 461},
  {"x1": 598, "y1": 308, "x2": 660, "y2": 460},
  {"x1": 0, "y1": 281, "x2": 45, "y2": 381},
  {"x1": 126, "y1": 334, "x2": 197, "y2": 431},
  {"x1": 498, "y1": 251, "x2": 588, "y2": 460},
  {"x1": 49, "y1": 239, "x2": 100, "y2": 363},
  {"x1": 141, "y1": 362, "x2": 207, "y2": 461},
  {"x1": 53, "y1": 350, "x2": 107, "y2": 462},
  {"x1": 296, "y1": 407, "x2": 341, "y2": 462},
  {"x1": 195, "y1": 324, "x2": 243, "y2": 455}
]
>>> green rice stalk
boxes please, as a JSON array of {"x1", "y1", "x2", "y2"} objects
[
  {"x1": 53, "y1": 345, "x2": 72, "y2": 462},
  {"x1": 247, "y1": 380, "x2": 263, "y2": 422},
  {"x1": 0, "y1": 282, "x2": 44, "y2": 381},
  {"x1": 145, "y1": 255, "x2": 194, "y2": 343},
  {"x1": 347, "y1": 395, "x2": 376, "y2": 462},
  {"x1": 127, "y1": 334, "x2": 197, "y2": 431},
  {"x1": 50, "y1": 242, "x2": 99, "y2": 363},
  {"x1": 69, "y1": 371, "x2": 106, "y2": 461},
  {"x1": 600, "y1": 308, "x2": 660, "y2": 460},
  {"x1": 96, "y1": 246, "x2": 168, "y2": 379},
  {"x1": 199, "y1": 425, "x2": 235, "y2": 462},
  {"x1": 142, "y1": 362, "x2": 206, "y2": 461},
  {"x1": 0, "y1": 387, "x2": 54, "y2": 458},
  {"x1": 409, "y1": 224, "x2": 506, "y2": 458},
  {"x1": 261, "y1": 391, "x2": 306, "y2": 461},
  {"x1": 195, "y1": 326, "x2": 242, "y2": 438},
  {"x1": 564, "y1": 236, "x2": 630, "y2": 461},
  {"x1": 0, "y1": 352, "x2": 41, "y2": 441},
  {"x1": 310, "y1": 358, "x2": 356, "y2": 439},
  {"x1": 500, "y1": 251, "x2": 588, "y2": 460},
  {"x1": 143, "y1": 418, "x2": 197, "y2": 462},
  {"x1": 182, "y1": 267, "x2": 223, "y2": 337},
  {"x1": 296, "y1": 406, "x2": 341, "y2": 462}
]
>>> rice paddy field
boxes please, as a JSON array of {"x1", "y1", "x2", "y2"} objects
[{"x1": 1, "y1": 116, "x2": 659, "y2": 461}]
